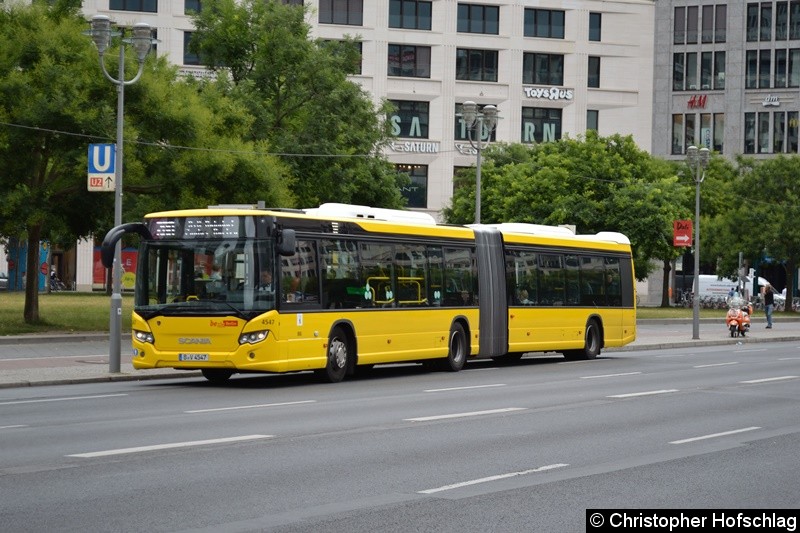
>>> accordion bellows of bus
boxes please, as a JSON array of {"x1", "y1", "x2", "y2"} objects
[{"x1": 101, "y1": 202, "x2": 636, "y2": 384}]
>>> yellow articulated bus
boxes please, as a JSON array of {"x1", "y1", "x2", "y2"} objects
[{"x1": 101, "y1": 203, "x2": 636, "y2": 384}]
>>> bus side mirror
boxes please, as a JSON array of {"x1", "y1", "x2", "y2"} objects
[{"x1": 278, "y1": 229, "x2": 296, "y2": 256}]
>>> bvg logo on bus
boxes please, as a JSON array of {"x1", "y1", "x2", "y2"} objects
[
  {"x1": 178, "y1": 338, "x2": 212, "y2": 344},
  {"x1": 209, "y1": 320, "x2": 238, "y2": 328}
]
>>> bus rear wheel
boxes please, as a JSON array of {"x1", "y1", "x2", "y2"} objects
[
  {"x1": 201, "y1": 369, "x2": 233, "y2": 384},
  {"x1": 564, "y1": 320, "x2": 601, "y2": 361},
  {"x1": 317, "y1": 326, "x2": 349, "y2": 383},
  {"x1": 439, "y1": 322, "x2": 467, "y2": 372}
]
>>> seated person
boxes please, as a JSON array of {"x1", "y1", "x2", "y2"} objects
[
  {"x1": 518, "y1": 289, "x2": 533, "y2": 305},
  {"x1": 257, "y1": 270, "x2": 274, "y2": 293}
]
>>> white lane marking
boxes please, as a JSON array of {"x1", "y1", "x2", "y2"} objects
[
  {"x1": 67, "y1": 434, "x2": 273, "y2": 458},
  {"x1": 670, "y1": 426, "x2": 762, "y2": 445},
  {"x1": 580, "y1": 372, "x2": 641, "y2": 379},
  {"x1": 735, "y1": 348, "x2": 768, "y2": 353},
  {"x1": 405, "y1": 407, "x2": 526, "y2": 422},
  {"x1": 778, "y1": 357, "x2": 800, "y2": 361},
  {"x1": 607, "y1": 389, "x2": 679, "y2": 399},
  {"x1": 740, "y1": 376, "x2": 798, "y2": 384},
  {"x1": 0, "y1": 394, "x2": 127, "y2": 406},
  {"x1": 655, "y1": 354, "x2": 689, "y2": 358},
  {"x1": 0, "y1": 425, "x2": 27, "y2": 429},
  {"x1": 694, "y1": 362, "x2": 738, "y2": 368},
  {"x1": 424, "y1": 384, "x2": 505, "y2": 393},
  {"x1": 185, "y1": 400, "x2": 316, "y2": 413},
  {"x1": 418, "y1": 463, "x2": 569, "y2": 494}
]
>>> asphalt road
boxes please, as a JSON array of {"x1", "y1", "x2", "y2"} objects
[{"x1": 1, "y1": 340, "x2": 798, "y2": 532}]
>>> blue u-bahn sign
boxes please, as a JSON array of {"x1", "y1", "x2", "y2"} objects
[{"x1": 87, "y1": 143, "x2": 115, "y2": 192}]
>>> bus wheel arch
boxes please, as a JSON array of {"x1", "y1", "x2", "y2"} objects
[
  {"x1": 318, "y1": 322, "x2": 356, "y2": 383},
  {"x1": 564, "y1": 316, "x2": 603, "y2": 361}
]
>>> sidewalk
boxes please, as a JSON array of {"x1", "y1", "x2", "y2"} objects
[{"x1": 1, "y1": 317, "x2": 799, "y2": 389}]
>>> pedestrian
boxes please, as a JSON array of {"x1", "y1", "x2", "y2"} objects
[{"x1": 764, "y1": 283, "x2": 774, "y2": 328}]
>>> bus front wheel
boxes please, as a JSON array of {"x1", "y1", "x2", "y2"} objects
[
  {"x1": 201, "y1": 369, "x2": 233, "y2": 384},
  {"x1": 317, "y1": 326, "x2": 349, "y2": 383},
  {"x1": 440, "y1": 322, "x2": 468, "y2": 372}
]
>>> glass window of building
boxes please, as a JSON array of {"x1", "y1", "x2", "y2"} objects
[
  {"x1": 789, "y1": 112, "x2": 799, "y2": 152},
  {"x1": 777, "y1": 1, "x2": 789, "y2": 40},
  {"x1": 792, "y1": 2, "x2": 800, "y2": 39},
  {"x1": 702, "y1": 5, "x2": 713, "y2": 43},
  {"x1": 701, "y1": 52, "x2": 712, "y2": 90},
  {"x1": 185, "y1": 0, "x2": 200, "y2": 14},
  {"x1": 521, "y1": 107, "x2": 562, "y2": 144},
  {"x1": 672, "y1": 114, "x2": 684, "y2": 155},
  {"x1": 319, "y1": 0, "x2": 363, "y2": 26},
  {"x1": 183, "y1": 32, "x2": 200, "y2": 66},
  {"x1": 758, "y1": 112, "x2": 771, "y2": 153},
  {"x1": 684, "y1": 113, "x2": 696, "y2": 151},
  {"x1": 685, "y1": 52, "x2": 697, "y2": 90},
  {"x1": 458, "y1": 3, "x2": 499, "y2": 35},
  {"x1": 761, "y1": 3, "x2": 773, "y2": 41},
  {"x1": 760, "y1": 49, "x2": 772, "y2": 88},
  {"x1": 746, "y1": 50, "x2": 758, "y2": 88},
  {"x1": 454, "y1": 103, "x2": 497, "y2": 142},
  {"x1": 522, "y1": 53, "x2": 564, "y2": 85},
  {"x1": 744, "y1": 112, "x2": 756, "y2": 154},
  {"x1": 674, "y1": 7, "x2": 685, "y2": 44},
  {"x1": 714, "y1": 51, "x2": 726, "y2": 90},
  {"x1": 389, "y1": 0, "x2": 432, "y2": 30},
  {"x1": 587, "y1": 110, "x2": 598, "y2": 132},
  {"x1": 524, "y1": 8, "x2": 564, "y2": 39},
  {"x1": 588, "y1": 56, "x2": 600, "y2": 88},
  {"x1": 589, "y1": 12, "x2": 601, "y2": 42},
  {"x1": 715, "y1": 5, "x2": 727, "y2": 42},
  {"x1": 700, "y1": 113, "x2": 712, "y2": 148},
  {"x1": 456, "y1": 49, "x2": 498, "y2": 82},
  {"x1": 713, "y1": 114, "x2": 724, "y2": 154},
  {"x1": 747, "y1": 3, "x2": 759, "y2": 41},
  {"x1": 395, "y1": 164, "x2": 428, "y2": 208},
  {"x1": 790, "y1": 48, "x2": 800, "y2": 86},
  {"x1": 776, "y1": 49, "x2": 788, "y2": 87},
  {"x1": 774, "y1": 112, "x2": 786, "y2": 152},
  {"x1": 388, "y1": 45, "x2": 431, "y2": 78},
  {"x1": 389, "y1": 100, "x2": 429, "y2": 138},
  {"x1": 686, "y1": 6, "x2": 698, "y2": 44},
  {"x1": 673, "y1": 53, "x2": 685, "y2": 91},
  {"x1": 110, "y1": 0, "x2": 157, "y2": 12}
]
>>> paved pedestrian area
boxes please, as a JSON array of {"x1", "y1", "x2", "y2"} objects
[{"x1": 1, "y1": 317, "x2": 799, "y2": 389}]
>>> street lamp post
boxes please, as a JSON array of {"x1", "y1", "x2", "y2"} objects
[
  {"x1": 84, "y1": 15, "x2": 157, "y2": 373},
  {"x1": 460, "y1": 101, "x2": 499, "y2": 224},
  {"x1": 686, "y1": 145, "x2": 710, "y2": 340}
]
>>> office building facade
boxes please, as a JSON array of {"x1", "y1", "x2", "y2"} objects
[{"x1": 80, "y1": 0, "x2": 656, "y2": 218}]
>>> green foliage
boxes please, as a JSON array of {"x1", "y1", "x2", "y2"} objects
[
  {"x1": 191, "y1": 0, "x2": 405, "y2": 209},
  {"x1": 708, "y1": 155, "x2": 800, "y2": 299},
  {"x1": 444, "y1": 132, "x2": 693, "y2": 280},
  {"x1": 0, "y1": 2, "x2": 293, "y2": 321}
]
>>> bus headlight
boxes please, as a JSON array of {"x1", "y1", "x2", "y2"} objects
[
  {"x1": 239, "y1": 330, "x2": 269, "y2": 345},
  {"x1": 133, "y1": 330, "x2": 155, "y2": 344}
]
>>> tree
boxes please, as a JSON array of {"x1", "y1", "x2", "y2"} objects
[
  {"x1": 190, "y1": 0, "x2": 407, "y2": 209},
  {"x1": 444, "y1": 133, "x2": 692, "y2": 298},
  {"x1": 708, "y1": 155, "x2": 800, "y2": 305},
  {"x1": 0, "y1": 2, "x2": 292, "y2": 323}
]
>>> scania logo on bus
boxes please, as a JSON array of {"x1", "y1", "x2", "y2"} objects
[{"x1": 178, "y1": 338, "x2": 212, "y2": 344}]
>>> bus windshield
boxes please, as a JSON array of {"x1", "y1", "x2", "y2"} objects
[{"x1": 134, "y1": 238, "x2": 275, "y2": 320}]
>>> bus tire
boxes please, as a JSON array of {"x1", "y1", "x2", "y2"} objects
[
  {"x1": 440, "y1": 322, "x2": 468, "y2": 372},
  {"x1": 201, "y1": 369, "x2": 233, "y2": 384},
  {"x1": 564, "y1": 319, "x2": 601, "y2": 361},
  {"x1": 317, "y1": 326, "x2": 349, "y2": 383}
]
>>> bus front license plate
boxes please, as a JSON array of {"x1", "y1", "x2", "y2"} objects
[{"x1": 179, "y1": 353, "x2": 209, "y2": 361}]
